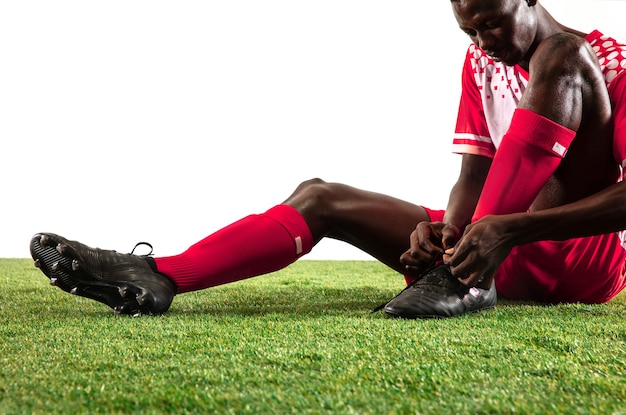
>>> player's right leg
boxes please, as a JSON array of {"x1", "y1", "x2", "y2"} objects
[{"x1": 30, "y1": 178, "x2": 427, "y2": 316}]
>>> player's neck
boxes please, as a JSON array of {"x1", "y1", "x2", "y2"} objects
[{"x1": 520, "y1": 5, "x2": 584, "y2": 71}]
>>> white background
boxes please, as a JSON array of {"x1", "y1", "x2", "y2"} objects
[{"x1": 1, "y1": 1, "x2": 625, "y2": 259}]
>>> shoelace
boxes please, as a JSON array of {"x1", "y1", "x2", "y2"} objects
[
  {"x1": 130, "y1": 242, "x2": 154, "y2": 256},
  {"x1": 371, "y1": 251, "x2": 445, "y2": 313}
]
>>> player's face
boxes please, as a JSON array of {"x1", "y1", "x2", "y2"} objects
[{"x1": 452, "y1": 0, "x2": 538, "y2": 66}]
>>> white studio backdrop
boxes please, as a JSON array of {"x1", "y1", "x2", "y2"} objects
[{"x1": 1, "y1": 0, "x2": 624, "y2": 259}]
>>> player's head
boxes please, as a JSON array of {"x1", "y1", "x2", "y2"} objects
[{"x1": 450, "y1": 0, "x2": 541, "y2": 66}]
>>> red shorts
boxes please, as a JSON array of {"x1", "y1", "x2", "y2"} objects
[{"x1": 423, "y1": 207, "x2": 626, "y2": 303}]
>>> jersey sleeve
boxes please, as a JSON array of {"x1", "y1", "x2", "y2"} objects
[{"x1": 451, "y1": 47, "x2": 496, "y2": 158}]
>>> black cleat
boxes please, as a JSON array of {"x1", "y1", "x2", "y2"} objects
[
  {"x1": 30, "y1": 233, "x2": 178, "y2": 316},
  {"x1": 383, "y1": 263, "x2": 496, "y2": 319}
]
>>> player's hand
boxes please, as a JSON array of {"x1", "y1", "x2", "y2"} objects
[
  {"x1": 400, "y1": 221, "x2": 461, "y2": 275},
  {"x1": 444, "y1": 215, "x2": 514, "y2": 286}
]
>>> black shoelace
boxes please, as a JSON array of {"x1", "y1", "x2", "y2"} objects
[{"x1": 130, "y1": 242, "x2": 154, "y2": 256}]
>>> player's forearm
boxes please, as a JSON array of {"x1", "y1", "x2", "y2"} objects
[
  {"x1": 443, "y1": 154, "x2": 491, "y2": 232},
  {"x1": 443, "y1": 177, "x2": 483, "y2": 232},
  {"x1": 503, "y1": 181, "x2": 626, "y2": 245}
]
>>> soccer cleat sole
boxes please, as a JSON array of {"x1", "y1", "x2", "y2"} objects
[{"x1": 31, "y1": 234, "x2": 152, "y2": 316}]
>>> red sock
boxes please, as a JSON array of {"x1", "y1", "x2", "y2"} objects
[
  {"x1": 472, "y1": 109, "x2": 576, "y2": 221},
  {"x1": 154, "y1": 205, "x2": 313, "y2": 293}
]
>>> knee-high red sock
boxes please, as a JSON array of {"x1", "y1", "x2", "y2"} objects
[
  {"x1": 154, "y1": 205, "x2": 313, "y2": 293},
  {"x1": 472, "y1": 109, "x2": 576, "y2": 221}
]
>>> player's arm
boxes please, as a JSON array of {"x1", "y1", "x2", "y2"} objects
[
  {"x1": 441, "y1": 153, "x2": 491, "y2": 248},
  {"x1": 486, "y1": 61, "x2": 626, "y2": 244},
  {"x1": 485, "y1": 180, "x2": 626, "y2": 247},
  {"x1": 448, "y1": 34, "x2": 607, "y2": 284},
  {"x1": 443, "y1": 179, "x2": 626, "y2": 287},
  {"x1": 471, "y1": 33, "x2": 601, "y2": 223},
  {"x1": 400, "y1": 153, "x2": 490, "y2": 271}
]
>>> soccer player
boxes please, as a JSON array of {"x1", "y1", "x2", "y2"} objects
[{"x1": 30, "y1": 0, "x2": 626, "y2": 318}]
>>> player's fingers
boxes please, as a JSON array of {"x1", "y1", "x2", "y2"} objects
[
  {"x1": 441, "y1": 226, "x2": 460, "y2": 250},
  {"x1": 415, "y1": 223, "x2": 444, "y2": 253},
  {"x1": 457, "y1": 271, "x2": 484, "y2": 287},
  {"x1": 445, "y1": 240, "x2": 471, "y2": 268},
  {"x1": 400, "y1": 247, "x2": 432, "y2": 267}
]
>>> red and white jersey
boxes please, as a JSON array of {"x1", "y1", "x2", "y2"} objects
[
  {"x1": 451, "y1": 30, "x2": 626, "y2": 163},
  {"x1": 588, "y1": 31, "x2": 626, "y2": 167}
]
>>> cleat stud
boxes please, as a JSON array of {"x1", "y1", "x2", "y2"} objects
[
  {"x1": 118, "y1": 286, "x2": 128, "y2": 297},
  {"x1": 56, "y1": 243, "x2": 68, "y2": 255},
  {"x1": 34, "y1": 259, "x2": 41, "y2": 268},
  {"x1": 50, "y1": 277, "x2": 58, "y2": 286},
  {"x1": 70, "y1": 287, "x2": 79, "y2": 295},
  {"x1": 40, "y1": 235, "x2": 51, "y2": 246},
  {"x1": 51, "y1": 262, "x2": 60, "y2": 271},
  {"x1": 136, "y1": 289, "x2": 149, "y2": 305},
  {"x1": 71, "y1": 259, "x2": 80, "y2": 271}
]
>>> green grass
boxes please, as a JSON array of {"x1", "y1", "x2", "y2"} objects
[{"x1": 1, "y1": 258, "x2": 624, "y2": 415}]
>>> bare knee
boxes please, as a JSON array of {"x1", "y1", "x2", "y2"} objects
[
  {"x1": 284, "y1": 178, "x2": 340, "y2": 212},
  {"x1": 292, "y1": 178, "x2": 327, "y2": 193}
]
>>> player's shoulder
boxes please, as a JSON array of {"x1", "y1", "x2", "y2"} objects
[
  {"x1": 535, "y1": 32, "x2": 591, "y2": 60},
  {"x1": 531, "y1": 32, "x2": 598, "y2": 74}
]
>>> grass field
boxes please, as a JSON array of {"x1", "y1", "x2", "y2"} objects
[{"x1": 0, "y1": 258, "x2": 624, "y2": 414}]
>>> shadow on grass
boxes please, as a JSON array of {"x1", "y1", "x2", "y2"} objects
[
  {"x1": 169, "y1": 285, "x2": 397, "y2": 317},
  {"x1": 8, "y1": 285, "x2": 400, "y2": 319},
  {"x1": 170, "y1": 288, "x2": 625, "y2": 319}
]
